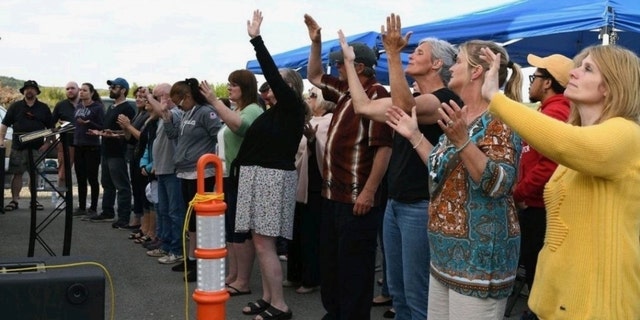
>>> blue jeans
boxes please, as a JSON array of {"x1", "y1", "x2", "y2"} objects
[
  {"x1": 157, "y1": 174, "x2": 185, "y2": 255},
  {"x1": 101, "y1": 156, "x2": 131, "y2": 222},
  {"x1": 383, "y1": 199, "x2": 430, "y2": 320}
]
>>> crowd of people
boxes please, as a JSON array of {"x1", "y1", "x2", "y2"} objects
[{"x1": 1, "y1": 9, "x2": 639, "y2": 320}]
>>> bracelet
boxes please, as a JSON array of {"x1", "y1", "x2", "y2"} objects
[
  {"x1": 412, "y1": 134, "x2": 425, "y2": 149},
  {"x1": 456, "y1": 139, "x2": 471, "y2": 153}
]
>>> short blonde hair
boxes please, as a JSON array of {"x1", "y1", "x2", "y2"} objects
[{"x1": 569, "y1": 45, "x2": 640, "y2": 125}]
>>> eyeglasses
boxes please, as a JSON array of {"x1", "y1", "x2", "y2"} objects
[{"x1": 529, "y1": 74, "x2": 548, "y2": 83}]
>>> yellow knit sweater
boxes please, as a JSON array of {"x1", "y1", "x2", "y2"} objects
[{"x1": 489, "y1": 93, "x2": 640, "y2": 319}]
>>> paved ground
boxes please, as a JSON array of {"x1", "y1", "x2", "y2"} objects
[{"x1": 1, "y1": 187, "x2": 527, "y2": 319}]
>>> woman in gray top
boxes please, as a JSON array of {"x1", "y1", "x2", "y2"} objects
[{"x1": 159, "y1": 78, "x2": 222, "y2": 269}]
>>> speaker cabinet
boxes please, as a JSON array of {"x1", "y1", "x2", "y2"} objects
[{"x1": 0, "y1": 256, "x2": 105, "y2": 320}]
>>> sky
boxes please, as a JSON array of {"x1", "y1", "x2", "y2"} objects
[{"x1": 0, "y1": 0, "x2": 516, "y2": 90}]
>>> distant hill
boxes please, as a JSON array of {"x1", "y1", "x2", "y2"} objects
[{"x1": 0, "y1": 76, "x2": 25, "y2": 89}]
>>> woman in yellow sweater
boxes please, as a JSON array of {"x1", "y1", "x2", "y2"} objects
[{"x1": 481, "y1": 45, "x2": 640, "y2": 319}]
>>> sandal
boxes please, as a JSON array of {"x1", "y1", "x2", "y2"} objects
[
  {"x1": 128, "y1": 231, "x2": 144, "y2": 240},
  {"x1": 30, "y1": 201, "x2": 44, "y2": 211},
  {"x1": 254, "y1": 306, "x2": 292, "y2": 320},
  {"x1": 242, "y1": 299, "x2": 270, "y2": 315},
  {"x1": 4, "y1": 201, "x2": 18, "y2": 212},
  {"x1": 134, "y1": 235, "x2": 152, "y2": 244}
]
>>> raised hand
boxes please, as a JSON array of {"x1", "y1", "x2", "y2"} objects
[
  {"x1": 479, "y1": 47, "x2": 501, "y2": 101},
  {"x1": 247, "y1": 9, "x2": 263, "y2": 39},
  {"x1": 199, "y1": 80, "x2": 217, "y2": 104},
  {"x1": 304, "y1": 14, "x2": 322, "y2": 43},
  {"x1": 381, "y1": 13, "x2": 411, "y2": 55},
  {"x1": 337, "y1": 30, "x2": 355, "y2": 64}
]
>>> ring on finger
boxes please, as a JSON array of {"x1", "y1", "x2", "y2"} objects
[{"x1": 447, "y1": 120, "x2": 454, "y2": 126}]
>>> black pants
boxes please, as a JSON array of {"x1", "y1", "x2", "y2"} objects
[
  {"x1": 74, "y1": 146, "x2": 101, "y2": 211},
  {"x1": 519, "y1": 206, "x2": 546, "y2": 289},
  {"x1": 129, "y1": 153, "x2": 146, "y2": 216},
  {"x1": 319, "y1": 198, "x2": 382, "y2": 320},
  {"x1": 287, "y1": 191, "x2": 322, "y2": 287}
]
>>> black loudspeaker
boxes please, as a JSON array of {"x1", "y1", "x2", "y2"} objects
[{"x1": 0, "y1": 256, "x2": 105, "y2": 320}]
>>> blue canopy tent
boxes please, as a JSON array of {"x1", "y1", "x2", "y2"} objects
[
  {"x1": 246, "y1": 0, "x2": 640, "y2": 84},
  {"x1": 394, "y1": 0, "x2": 640, "y2": 65},
  {"x1": 245, "y1": 31, "x2": 393, "y2": 82}
]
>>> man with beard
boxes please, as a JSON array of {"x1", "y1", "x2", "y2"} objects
[
  {"x1": 516, "y1": 54, "x2": 572, "y2": 320},
  {"x1": 305, "y1": 15, "x2": 393, "y2": 320},
  {"x1": 52, "y1": 81, "x2": 79, "y2": 188},
  {"x1": 0, "y1": 80, "x2": 52, "y2": 211},
  {"x1": 87, "y1": 77, "x2": 135, "y2": 229}
]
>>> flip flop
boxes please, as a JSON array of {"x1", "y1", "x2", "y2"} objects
[{"x1": 227, "y1": 284, "x2": 252, "y2": 297}]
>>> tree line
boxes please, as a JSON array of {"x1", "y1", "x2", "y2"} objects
[{"x1": 0, "y1": 76, "x2": 230, "y2": 108}]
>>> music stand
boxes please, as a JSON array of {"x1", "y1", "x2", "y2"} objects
[{"x1": 20, "y1": 124, "x2": 74, "y2": 256}]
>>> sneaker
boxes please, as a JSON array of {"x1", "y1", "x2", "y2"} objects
[
  {"x1": 172, "y1": 259, "x2": 196, "y2": 272},
  {"x1": 111, "y1": 220, "x2": 129, "y2": 229},
  {"x1": 158, "y1": 253, "x2": 184, "y2": 264},
  {"x1": 90, "y1": 213, "x2": 115, "y2": 222},
  {"x1": 81, "y1": 210, "x2": 100, "y2": 221},
  {"x1": 73, "y1": 208, "x2": 87, "y2": 217},
  {"x1": 146, "y1": 248, "x2": 167, "y2": 257}
]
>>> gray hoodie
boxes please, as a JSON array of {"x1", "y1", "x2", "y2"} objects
[
  {"x1": 164, "y1": 104, "x2": 221, "y2": 173},
  {"x1": 153, "y1": 107, "x2": 183, "y2": 175}
]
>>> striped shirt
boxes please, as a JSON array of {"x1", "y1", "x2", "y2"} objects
[{"x1": 320, "y1": 75, "x2": 392, "y2": 205}]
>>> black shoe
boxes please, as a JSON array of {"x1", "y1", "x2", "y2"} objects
[
  {"x1": 73, "y1": 208, "x2": 87, "y2": 216},
  {"x1": 111, "y1": 220, "x2": 129, "y2": 229},
  {"x1": 383, "y1": 308, "x2": 396, "y2": 319},
  {"x1": 172, "y1": 259, "x2": 196, "y2": 272},
  {"x1": 90, "y1": 213, "x2": 115, "y2": 222},
  {"x1": 184, "y1": 270, "x2": 196, "y2": 282}
]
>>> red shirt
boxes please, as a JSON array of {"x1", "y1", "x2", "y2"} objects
[
  {"x1": 513, "y1": 94, "x2": 570, "y2": 207},
  {"x1": 320, "y1": 74, "x2": 392, "y2": 205}
]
